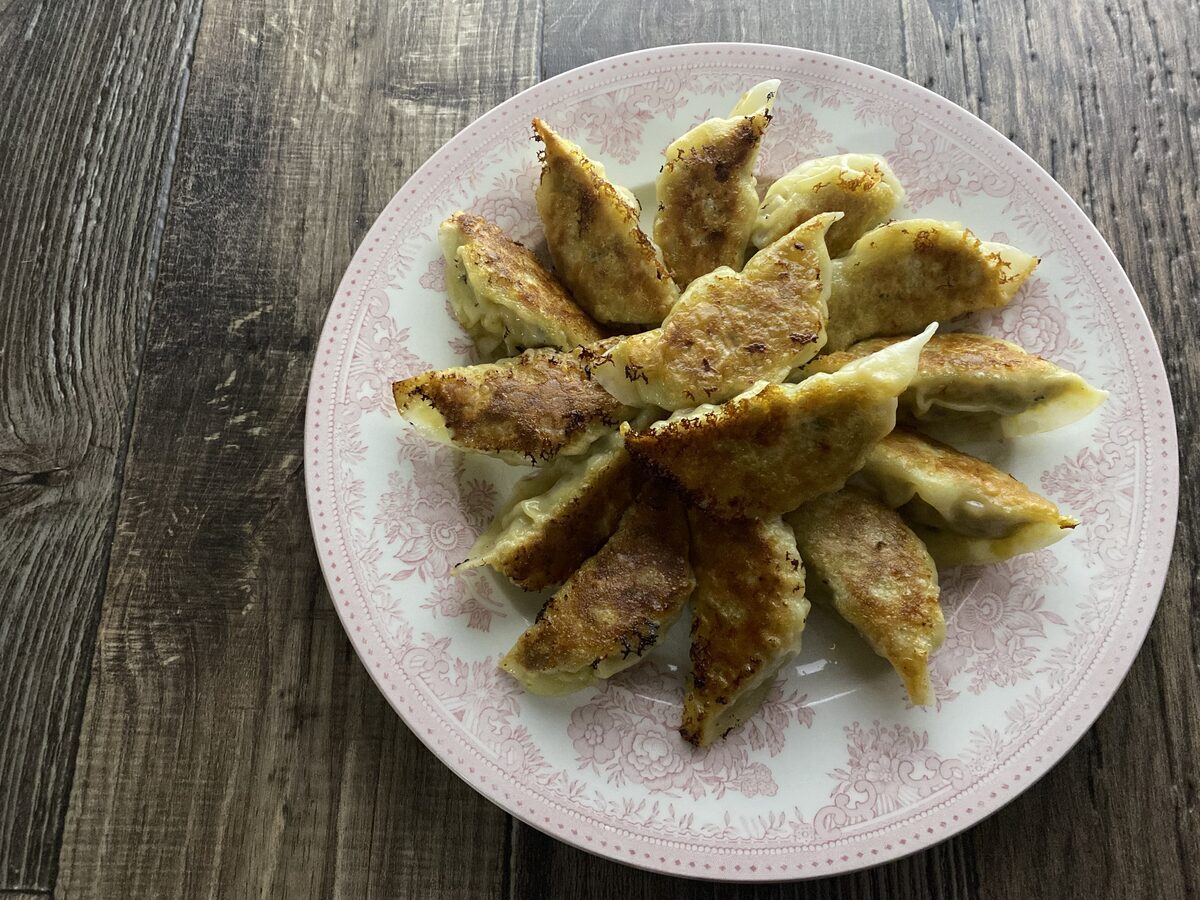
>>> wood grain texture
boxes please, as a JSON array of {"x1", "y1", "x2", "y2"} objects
[
  {"x1": 0, "y1": 0, "x2": 202, "y2": 890},
  {"x1": 0, "y1": 0, "x2": 1192, "y2": 897},
  {"x1": 53, "y1": 0, "x2": 539, "y2": 897}
]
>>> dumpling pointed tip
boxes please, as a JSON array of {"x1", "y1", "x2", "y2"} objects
[{"x1": 731, "y1": 79, "x2": 782, "y2": 117}]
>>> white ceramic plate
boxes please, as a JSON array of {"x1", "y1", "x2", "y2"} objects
[{"x1": 305, "y1": 43, "x2": 1178, "y2": 880}]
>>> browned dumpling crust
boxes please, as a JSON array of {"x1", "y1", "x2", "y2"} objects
[
  {"x1": 533, "y1": 119, "x2": 678, "y2": 326},
  {"x1": 594, "y1": 212, "x2": 838, "y2": 411},
  {"x1": 621, "y1": 327, "x2": 934, "y2": 517},
  {"x1": 799, "y1": 332, "x2": 1106, "y2": 437},
  {"x1": 440, "y1": 212, "x2": 606, "y2": 358},
  {"x1": 654, "y1": 80, "x2": 779, "y2": 286},
  {"x1": 859, "y1": 429, "x2": 1078, "y2": 566},
  {"x1": 500, "y1": 482, "x2": 694, "y2": 695},
  {"x1": 752, "y1": 153, "x2": 905, "y2": 257},
  {"x1": 825, "y1": 219, "x2": 1038, "y2": 351},
  {"x1": 681, "y1": 511, "x2": 809, "y2": 747},
  {"x1": 392, "y1": 344, "x2": 637, "y2": 465},
  {"x1": 788, "y1": 488, "x2": 944, "y2": 705},
  {"x1": 459, "y1": 433, "x2": 636, "y2": 591}
]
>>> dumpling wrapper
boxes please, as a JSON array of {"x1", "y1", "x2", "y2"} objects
[
  {"x1": 622, "y1": 325, "x2": 936, "y2": 517},
  {"x1": 392, "y1": 344, "x2": 637, "y2": 465},
  {"x1": 787, "y1": 487, "x2": 944, "y2": 706},
  {"x1": 858, "y1": 429, "x2": 1078, "y2": 567},
  {"x1": 438, "y1": 212, "x2": 606, "y2": 358},
  {"x1": 800, "y1": 332, "x2": 1106, "y2": 437},
  {"x1": 681, "y1": 511, "x2": 809, "y2": 747},
  {"x1": 753, "y1": 153, "x2": 905, "y2": 257},
  {"x1": 500, "y1": 482, "x2": 694, "y2": 695},
  {"x1": 534, "y1": 118, "x2": 679, "y2": 326},
  {"x1": 825, "y1": 219, "x2": 1038, "y2": 351},
  {"x1": 593, "y1": 212, "x2": 839, "y2": 410},
  {"x1": 458, "y1": 431, "x2": 635, "y2": 591},
  {"x1": 654, "y1": 80, "x2": 779, "y2": 286}
]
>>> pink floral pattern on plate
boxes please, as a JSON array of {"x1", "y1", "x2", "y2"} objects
[{"x1": 305, "y1": 44, "x2": 1177, "y2": 880}]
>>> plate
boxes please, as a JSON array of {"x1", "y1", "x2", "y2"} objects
[{"x1": 304, "y1": 43, "x2": 1178, "y2": 879}]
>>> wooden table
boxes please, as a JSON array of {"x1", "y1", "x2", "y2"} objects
[{"x1": 2, "y1": 1, "x2": 1197, "y2": 897}]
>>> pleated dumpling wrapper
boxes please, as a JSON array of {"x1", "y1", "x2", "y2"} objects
[
  {"x1": 392, "y1": 343, "x2": 638, "y2": 465},
  {"x1": 458, "y1": 431, "x2": 635, "y2": 591},
  {"x1": 800, "y1": 332, "x2": 1106, "y2": 437},
  {"x1": 787, "y1": 487, "x2": 944, "y2": 706},
  {"x1": 593, "y1": 212, "x2": 840, "y2": 411},
  {"x1": 622, "y1": 325, "x2": 936, "y2": 518},
  {"x1": 500, "y1": 481, "x2": 694, "y2": 695},
  {"x1": 825, "y1": 219, "x2": 1038, "y2": 352},
  {"x1": 752, "y1": 153, "x2": 905, "y2": 257},
  {"x1": 533, "y1": 118, "x2": 679, "y2": 326},
  {"x1": 681, "y1": 511, "x2": 810, "y2": 747},
  {"x1": 858, "y1": 429, "x2": 1078, "y2": 567},
  {"x1": 654, "y1": 80, "x2": 779, "y2": 286},
  {"x1": 439, "y1": 212, "x2": 605, "y2": 358}
]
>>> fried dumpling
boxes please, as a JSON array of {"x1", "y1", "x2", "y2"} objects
[
  {"x1": 681, "y1": 512, "x2": 809, "y2": 747},
  {"x1": 654, "y1": 80, "x2": 779, "y2": 286},
  {"x1": 825, "y1": 220, "x2": 1038, "y2": 352},
  {"x1": 392, "y1": 344, "x2": 637, "y2": 465},
  {"x1": 801, "y1": 332, "x2": 1106, "y2": 437},
  {"x1": 752, "y1": 153, "x2": 905, "y2": 257},
  {"x1": 593, "y1": 212, "x2": 839, "y2": 410},
  {"x1": 458, "y1": 432, "x2": 635, "y2": 591},
  {"x1": 622, "y1": 325, "x2": 935, "y2": 517},
  {"x1": 439, "y1": 212, "x2": 606, "y2": 358},
  {"x1": 533, "y1": 118, "x2": 679, "y2": 326},
  {"x1": 500, "y1": 482, "x2": 694, "y2": 695},
  {"x1": 787, "y1": 488, "x2": 944, "y2": 705},
  {"x1": 858, "y1": 429, "x2": 1078, "y2": 566}
]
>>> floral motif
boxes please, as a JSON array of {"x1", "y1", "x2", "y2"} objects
[
  {"x1": 346, "y1": 289, "x2": 427, "y2": 415},
  {"x1": 567, "y1": 664, "x2": 813, "y2": 800},
  {"x1": 419, "y1": 253, "x2": 446, "y2": 292},
  {"x1": 552, "y1": 75, "x2": 688, "y2": 163},
  {"x1": 932, "y1": 556, "x2": 1067, "y2": 698},
  {"x1": 757, "y1": 108, "x2": 835, "y2": 177},
  {"x1": 986, "y1": 278, "x2": 1084, "y2": 361},
  {"x1": 376, "y1": 434, "x2": 478, "y2": 582},
  {"x1": 471, "y1": 160, "x2": 543, "y2": 244},
  {"x1": 421, "y1": 571, "x2": 506, "y2": 631},
  {"x1": 852, "y1": 99, "x2": 1015, "y2": 206},
  {"x1": 814, "y1": 722, "x2": 968, "y2": 836}
]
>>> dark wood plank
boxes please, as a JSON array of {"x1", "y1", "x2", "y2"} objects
[
  {"x1": 54, "y1": 0, "x2": 540, "y2": 896},
  {"x1": 522, "y1": 0, "x2": 1200, "y2": 897},
  {"x1": 0, "y1": 0, "x2": 202, "y2": 890}
]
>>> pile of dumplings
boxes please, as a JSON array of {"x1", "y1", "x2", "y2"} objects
[{"x1": 392, "y1": 81, "x2": 1107, "y2": 747}]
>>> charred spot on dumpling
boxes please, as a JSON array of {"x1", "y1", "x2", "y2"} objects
[
  {"x1": 680, "y1": 512, "x2": 809, "y2": 747},
  {"x1": 498, "y1": 480, "x2": 694, "y2": 695},
  {"x1": 654, "y1": 88, "x2": 776, "y2": 287},
  {"x1": 594, "y1": 213, "x2": 837, "y2": 411},
  {"x1": 619, "y1": 328, "x2": 934, "y2": 518},
  {"x1": 788, "y1": 487, "x2": 944, "y2": 706},
  {"x1": 533, "y1": 118, "x2": 678, "y2": 326},
  {"x1": 753, "y1": 154, "x2": 905, "y2": 256},
  {"x1": 439, "y1": 212, "x2": 607, "y2": 358},
  {"x1": 824, "y1": 219, "x2": 1038, "y2": 351},
  {"x1": 393, "y1": 347, "x2": 637, "y2": 464}
]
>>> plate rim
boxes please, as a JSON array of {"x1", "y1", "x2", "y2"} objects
[{"x1": 304, "y1": 41, "x2": 1180, "y2": 881}]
